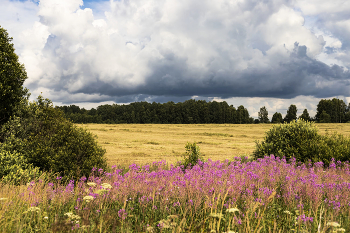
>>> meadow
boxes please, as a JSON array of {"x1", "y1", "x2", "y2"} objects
[
  {"x1": 78, "y1": 123, "x2": 350, "y2": 166},
  {"x1": 1, "y1": 123, "x2": 350, "y2": 232}
]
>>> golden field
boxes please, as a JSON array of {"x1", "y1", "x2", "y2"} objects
[{"x1": 77, "y1": 123, "x2": 350, "y2": 166}]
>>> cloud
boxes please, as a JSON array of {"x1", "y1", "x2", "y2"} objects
[{"x1": 0, "y1": 0, "x2": 349, "y2": 108}]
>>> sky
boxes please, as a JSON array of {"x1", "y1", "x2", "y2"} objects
[{"x1": 1, "y1": 0, "x2": 350, "y2": 119}]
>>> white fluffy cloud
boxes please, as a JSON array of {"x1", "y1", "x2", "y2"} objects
[{"x1": 1, "y1": 0, "x2": 349, "y2": 116}]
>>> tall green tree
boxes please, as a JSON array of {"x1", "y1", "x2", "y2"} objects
[
  {"x1": 319, "y1": 110, "x2": 331, "y2": 123},
  {"x1": 284, "y1": 104, "x2": 297, "y2": 123},
  {"x1": 236, "y1": 105, "x2": 250, "y2": 124},
  {"x1": 0, "y1": 26, "x2": 28, "y2": 126},
  {"x1": 258, "y1": 106, "x2": 269, "y2": 123},
  {"x1": 316, "y1": 98, "x2": 347, "y2": 123},
  {"x1": 271, "y1": 112, "x2": 283, "y2": 123},
  {"x1": 299, "y1": 109, "x2": 311, "y2": 121}
]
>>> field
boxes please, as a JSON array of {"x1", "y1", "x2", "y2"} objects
[
  {"x1": 78, "y1": 123, "x2": 350, "y2": 166},
  {"x1": 1, "y1": 123, "x2": 350, "y2": 232}
]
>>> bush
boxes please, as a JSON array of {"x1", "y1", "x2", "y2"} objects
[
  {"x1": 253, "y1": 119, "x2": 350, "y2": 165},
  {"x1": 0, "y1": 96, "x2": 107, "y2": 179},
  {"x1": 181, "y1": 142, "x2": 203, "y2": 169},
  {"x1": 0, "y1": 148, "x2": 46, "y2": 184}
]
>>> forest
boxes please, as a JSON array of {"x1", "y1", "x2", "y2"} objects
[{"x1": 56, "y1": 98, "x2": 350, "y2": 124}]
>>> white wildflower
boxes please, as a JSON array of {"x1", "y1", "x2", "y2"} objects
[
  {"x1": 283, "y1": 210, "x2": 292, "y2": 215},
  {"x1": 64, "y1": 212, "x2": 80, "y2": 220},
  {"x1": 83, "y1": 195, "x2": 94, "y2": 203},
  {"x1": 27, "y1": 207, "x2": 40, "y2": 212},
  {"x1": 226, "y1": 207, "x2": 240, "y2": 213},
  {"x1": 101, "y1": 183, "x2": 112, "y2": 189},
  {"x1": 87, "y1": 182, "x2": 97, "y2": 187},
  {"x1": 327, "y1": 221, "x2": 341, "y2": 227}
]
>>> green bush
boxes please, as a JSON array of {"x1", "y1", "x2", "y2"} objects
[
  {"x1": 253, "y1": 119, "x2": 350, "y2": 165},
  {"x1": 0, "y1": 148, "x2": 46, "y2": 184},
  {"x1": 181, "y1": 142, "x2": 203, "y2": 169},
  {"x1": 0, "y1": 96, "x2": 107, "y2": 179}
]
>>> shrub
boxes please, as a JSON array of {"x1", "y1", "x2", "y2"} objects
[
  {"x1": 0, "y1": 148, "x2": 45, "y2": 184},
  {"x1": 0, "y1": 96, "x2": 107, "y2": 179},
  {"x1": 181, "y1": 142, "x2": 203, "y2": 169},
  {"x1": 253, "y1": 119, "x2": 350, "y2": 165}
]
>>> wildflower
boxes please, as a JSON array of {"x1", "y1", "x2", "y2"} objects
[
  {"x1": 327, "y1": 221, "x2": 341, "y2": 227},
  {"x1": 26, "y1": 207, "x2": 40, "y2": 212},
  {"x1": 283, "y1": 210, "x2": 292, "y2": 215},
  {"x1": 100, "y1": 183, "x2": 112, "y2": 189},
  {"x1": 87, "y1": 182, "x2": 97, "y2": 187},
  {"x1": 226, "y1": 207, "x2": 240, "y2": 213},
  {"x1": 146, "y1": 226, "x2": 155, "y2": 232},
  {"x1": 26, "y1": 181, "x2": 35, "y2": 186},
  {"x1": 337, "y1": 228, "x2": 346, "y2": 232},
  {"x1": 83, "y1": 195, "x2": 94, "y2": 203},
  {"x1": 43, "y1": 216, "x2": 48, "y2": 220},
  {"x1": 64, "y1": 212, "x2": 81, "y2": 221},
  {"x1": 118, "y1": 209, "x2": 127, "y2": 220},
  {"x1": 0, "y1": 198, "x2": 8, "y2": 201}
]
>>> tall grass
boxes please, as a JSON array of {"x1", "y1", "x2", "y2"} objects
[{"x1": 1, "y1": 156, "x2": 349, "y2": 232}]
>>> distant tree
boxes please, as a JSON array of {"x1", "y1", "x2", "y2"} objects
[
  {"x1": 299, "y1": 109, "x2": 311, "y2": 121},
  {"x1": 284, "y1": 104, "x2": 297, "y2": 123},
  {"x1": 236, "y1": 105, "x2": 251, "y2": 124},
  {"x1": 316, "y1": 98, "x2": 347, "y2": 123},
  {"x1": 345, "y1": 103, "x2": 350, "y2": 123},
  {"x1": 258, "y1": 106, "x2": 269, "y2": 123},
  {"x1": 319, "y1": 110, "x2": 331, "y2": 123},
  {"x1": 271, "y1": 112, "x2": 283, "y2": 123},
  {"x1": 0, "y1": 26, "x2": 29, "y2": 126}
]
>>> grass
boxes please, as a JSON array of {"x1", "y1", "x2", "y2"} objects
[
  {"x1": 1, "y1": 123, "x2": 350, "y2": 232},
  {"x1": 1, "y1": 156, "x2": 350, "y2": 232},
  {"x1": 77, "y1": 123, "x2": 350, "y2": 167}
]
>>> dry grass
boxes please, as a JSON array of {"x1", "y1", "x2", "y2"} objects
[{"x1": 77, "y1": 123, "x2": 350, "y2": 166}]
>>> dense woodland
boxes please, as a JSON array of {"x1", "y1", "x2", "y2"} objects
[{"x1": 56, "y1": 98, "x2": 350, "y2": 124}]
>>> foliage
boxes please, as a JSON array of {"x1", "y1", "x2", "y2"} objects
[
  {"x1": 319, "y1": 110, "x2": 331, "y2": 123},
  {"x1": 253, "y1": 119, "x2": 350, "y2": 164},
  {"x1": 0, "y1": 96, "x2": 107, "y2": 179},
  {"x1": 0, "y1": 26, "x2": 29, "y2": 127},
  {"x1": 271, "y1": 112, "x2": 282, "y2": 123},
  {"x1": 181, "y1": 142, "x2": 203, "y2": 169},
  {"x1": 258, "y1": 106, "x2": 269, "y2": 123},
  {"x1": 283, "y1": 104, "x2": 297, "y2": 123},
  {"x1": 299, "y1": 109, "x2": 311, "y2": 121},
  {"x1": 56, "y1": 100, "x2": 254, "y2": 124},
  {"x1": 1, "y1": 157, "x2": 350, "y2": 232},
  {"x1": 316, "y1": 98, "x2": 348, "y2": 123},
  {"x1": 0, "y1": 148, "x2": 46, "y2": 184}
]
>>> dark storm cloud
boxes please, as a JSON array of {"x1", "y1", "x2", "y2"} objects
[{"x1": 65, "y1": 42, "x2": 349, "y2": 103}]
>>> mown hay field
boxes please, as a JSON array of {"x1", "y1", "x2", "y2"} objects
[{"x1": 77, "y1": 123, "x2": 350, "y2": 166}]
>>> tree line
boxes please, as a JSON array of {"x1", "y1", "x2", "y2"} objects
[
  {"x1": 56, "y1": 98, "x2": 350, "y2": 124},
  {"x1": 56, "y1": 100, "x2": 254, "y2": 124}
]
